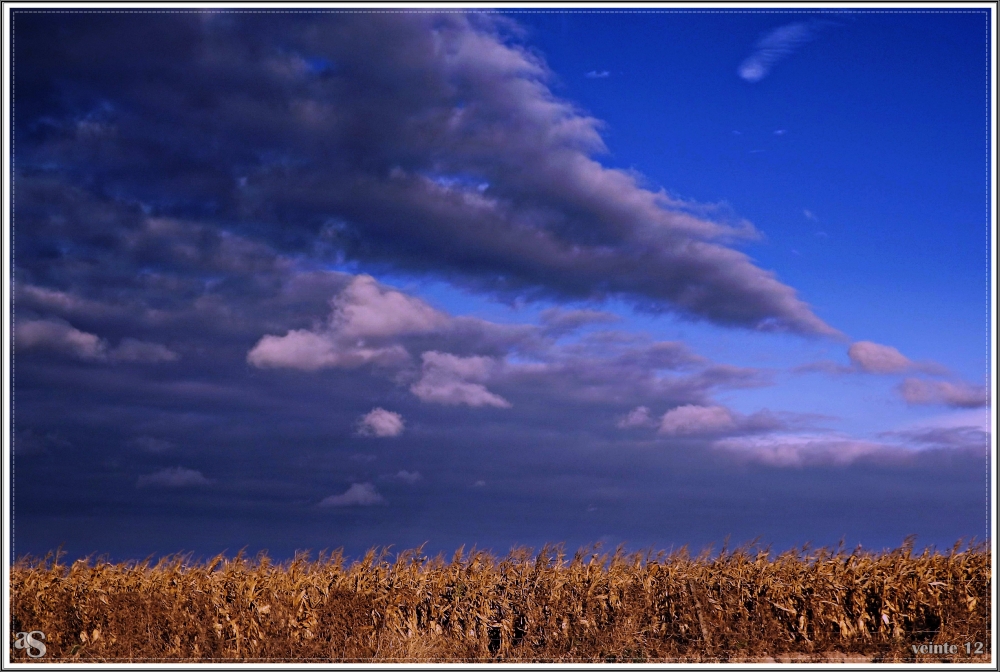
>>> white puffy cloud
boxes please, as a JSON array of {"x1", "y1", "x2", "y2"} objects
[
  {"x1": 319, "y1": 482, "x2": 385, "y2": 507},
  {"x1": 357, "y1": 408, "x2": 405, "y2": 437},
  {"x1": 247, "y1": 274, "x2": 447, "y2": 371},
  {"x1": 247, "y1": 329, "x2": 408, "y2": 371},
  {"x1": 410, "y1": 351, "x2": 511, "y2": 408},
  {"x1": 136, "y1": 466, "x2": 212, "y2": 488},
  {"x1": 658, "y1": 405, "x2": 736, "y2": 436},
  {"x1": 332, "y1": 274, "x2": 449, "y2": 339}
]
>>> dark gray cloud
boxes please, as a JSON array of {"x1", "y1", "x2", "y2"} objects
[{"x1": 14, "y1": 11, "x2": 835, "y2": 336}]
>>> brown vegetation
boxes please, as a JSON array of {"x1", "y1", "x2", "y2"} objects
[{"x1": 9, "y1": 540, "x2": 991, "y2": 663}]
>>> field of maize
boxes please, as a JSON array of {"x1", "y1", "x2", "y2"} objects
[{"x1": 9, "y1": 540, "x2": 992, "y2": 663}]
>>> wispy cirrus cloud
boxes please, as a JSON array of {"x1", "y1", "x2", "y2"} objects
[{"x1": 738, "y1": 21, "x2": 822, "y2": 83}]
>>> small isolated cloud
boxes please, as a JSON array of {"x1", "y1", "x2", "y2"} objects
[
  {"x1": 897, "y1": 378, "x2": 990, "y2": 409},
  {"x1": 319, "y1": 482, "x2": 385, "y2": 507},
  {"x1": 132, "y1": 436, "x2": 174, "y2": 453},
  {"x1": 109, "y1": 338, "x2": 179, "y2": 363},
  {"x1": 137, "y1": 466, "x2": 212, "y2": 488},
  {"x1": 356, "y1": 407, "x2": 405, "y2": 437},
  {"x1": 410, "y1": 351, "x2": 511, "y2": 408},
  {"x1": 617, "y1": 406, "x2": 656, "y2": 429},
  {"x1": 738, "y1": 22, "x2": 818, "y2": 82},
  {"x1": 585, "y1": 70, "x2": 610, "y2": 78},
  {"x1": 473, "y1": 480, "x2": 487, "y2": 487},
  {"x1": 774, "y1": 129, "x2": 786, "y2": 135},
  {"x1": 388, "y1": 470, "x2": 422, "y2": 484},
  {"x1": 803, "y1": 209, "x2": 817, "y2": 220},
  {"x1": 16, "y1": 318, "x2": 107, "y2": 360}
]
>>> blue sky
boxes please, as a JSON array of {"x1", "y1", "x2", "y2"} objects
[{"x1": 9, "y1": 9, "x2": 992, "y2": 561}]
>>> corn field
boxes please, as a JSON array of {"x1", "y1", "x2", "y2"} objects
[{"x1": 9, "y1": 540, "x2": 992, "y2": 663}]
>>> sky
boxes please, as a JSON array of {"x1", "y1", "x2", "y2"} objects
[{"x1": 7, "y1": 8, "x2": 993, "y2": 562}]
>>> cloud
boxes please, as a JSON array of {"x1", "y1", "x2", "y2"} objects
[
  {"x1": 585, "y1": 70, "x2": 610, "y2": 78},
  {"x1": 539, "y1": 307, "x2": 620, "y2": 335},
  {"x1": 319, "y1": 482, "x2": 385, "y2": 507},
  {"x1": 797, "y1": 341, "x2": 947, "y2": 376},
  {"x1": 16, "y1": 318, "x2": 107, "y2": 360},
  {"x1": 16, "y1": 318, "x2": 178, "y2": 364},
  {"x1": 657, "y1": 404, "x2": 783, "y2": 437},
  {"x1": 738, "y1": 21, "x2": 818, "y2": 82},
  {"x1": 356, "y1": 408, "x2": 405, "y2": 437},
  {"x1": 803, "y1": 209, "x2": 817, "y2": 220},
  {"x1": 247, "y1": 275, "x2": 440, "y2": 370},
  {"x1": 16, "y1": 13, "x2": 836, "y2": 336},
  {"x1": 331, "y1": 275, "x2": 449, "y2": 340},
  {"x1": 109, "y1": 338, "x2": 180, "y2": 363},
  {"x1": 713, "y1": 433, "x2": 896, "y2": 467},
  {"x1": 410, "y1": 351, "x2": 511, "y2": 408},
  {"x1": 897, "y1": 378, "x2": 990, "y2": 409},
  {"x1": 847, "y1": 341, "x2": 915, "y2": 374},
  {"x1": 880, "y1": 425, "x2": 989, "y2": 452},
  {"x1": 617, "y1": 406, "x2": 655, "y2": 429},
  {"x1": 386, "y1": 470, "x2": 423, "y2": 484},
  {"x1": 136, "y1": 466, "x2": 212, "y2": 488},
  {"x1": 247, "y1": 329, "x2": 408, "y2": 371},
  {"x1": 659, "y1": 404, "x2": 736, "y2": 435}
]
